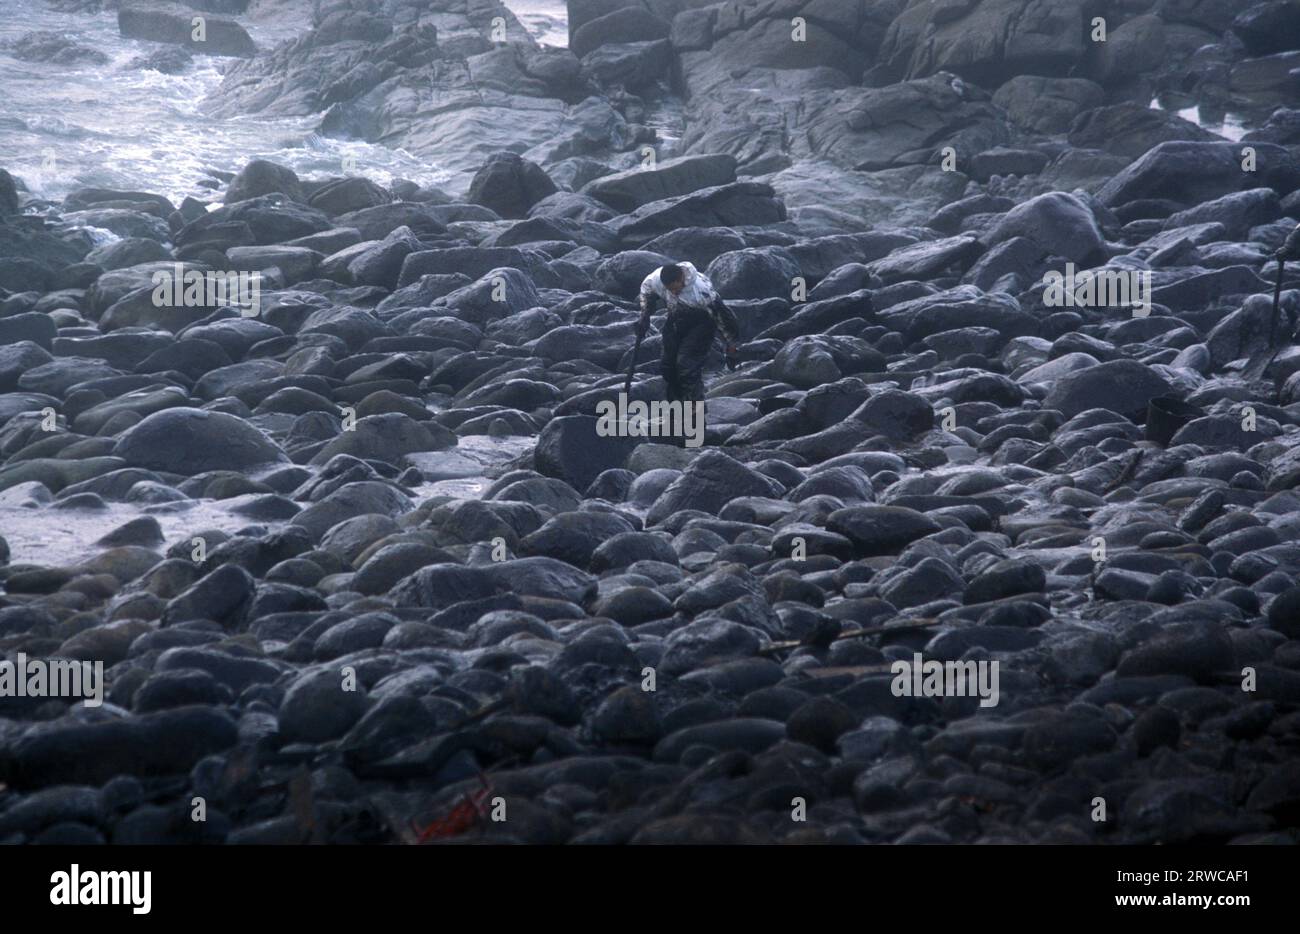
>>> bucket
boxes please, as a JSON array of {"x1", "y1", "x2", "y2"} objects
[{"x1": 1145, "y1": 395, "x2": 1202, "y2": 446}]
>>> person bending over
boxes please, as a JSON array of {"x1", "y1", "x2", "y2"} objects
[{"x1": 636, "y1": 262, "x2": 740, "y2": 402}]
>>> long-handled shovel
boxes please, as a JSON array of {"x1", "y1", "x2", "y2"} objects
[
  {"x1": 623, "y1": 324, "x2": 649, "y2": 398},
  {"x1": 1244, "y1": 224, "x2": 1300, "y2": 381}
]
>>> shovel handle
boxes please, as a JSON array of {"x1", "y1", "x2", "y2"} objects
[{"x1": 624, "y1": 327, "x2": 647, "y2": 398}]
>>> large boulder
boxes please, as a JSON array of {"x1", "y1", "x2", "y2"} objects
[
  {"x1": 851, "y1": 390, "x2": 934, "y2": 441},
  {"x1": 571, "y1": 6, "x2": 669, "y2": 58},
  {"x1": 307, "y1": 176, "x2": 392, "y2": 216},
  {"x1": 0, "y1": 707, "x2": 238, "y2": 789},
  {"x1": 826, "y1": 505, "x2": 942, "y2": 556},
  {"x1": 592, "y1": 250, "x2": 673, "y2": 298},
  {"x1": 113, "y1": 408, "x2": 287, "y2": 475},
  {"x1": 291, "y1": 482, "x2": 413, "y2": 542},
  {"x1": 1161, "y1": 188, "x2": 1281, "y2": 239},
  {"x1": 1231, "y1": 2, "x2": 1300, "y2": 56},
  {"x1": 706, "y1": 247, "x2": 801, "y2": 300},
  {"x1": 162, "y1": 565, "x2": 256, "y2": 629},
  {"x1": 581, "y1": 154, "x2": 737, "y2": 213},
  {"x1": 982, "y1": 191, "x2": 1107, "y2": 266},
  {"x1": 441, "y1": 267, "x2": 545, "y2": 327},
  {"x1": 174, "y1": 194, "x2": 331, "y2": 248},
  {"x1": 674, "y1": 2, "x2": 874, "y2": 100},
  {"x1": 335, "y1": 202, "x2": 449, "y2": 240},
  {"x1": 879, "y1": 0, "x2": 1088, "y2": 85},
  {"x1": 774, "y1": 336, "x2": 843, "y2": 388},
  {"x1": 765, "y1": 161, "x2": 971, "y2": 232},
  {"x1": 13, "y1": 31, "x2": 107, "y2": 65},
  {"x1": 535, "y1": 415, "x2": 640, "y2": 491},
  {"x1": 84, "y1": 236, "x2": 172, "y2": 271},
  {"x1": 399, "y1": 248, "x2": 546, "y2": 287},
  {"x1": 0, "y1": 169, "x2": 19, "y2": 216},
  {"x1": 1067, "y1": 104, "x2": 1215, "y2": 160},
  {"x1": 225, "y1": 159, "x2": 304, "y2": 204},
  {"x1": 278, "y1": 669, "x2": 369, "y2": 743},
  {"x1": 641, "y1": 227, "x2": 747, "y2": 269},
  {"x1": 466, "y1": 152, "x2": 559, "y2": 220},
  {"x1": 1043, "y1": 359, "x2": 1173, "y2": 420},
  {"x1": 867, "y1": 236, "x2": 982, "y2": 284},
  {"x1": 646, "y1": 450, "x2": 783, "y2": 525},
  {"x1": 529, "y1": 323, "x2": 638, "y2": 369},
  {"x1": 345, "y1": 226, "x2": 422, "y2": 289},
  {"x1": 309, "y1": 414, "x2": 456, "y2": 466},
  {"x1": 520, "y1": 510, "x2": 637, "y2": 567},
  {"x1": 875, "y1": 286, "x2": 1037, "y2": 343},
  {"x1": 0, "y1": 342, "x2": 54, "y2": 393},
  {"x1": 1205, "y1": 293, "x2": 1283, "y2": 367},
  {"x1": 486, "y1": 556, "x2": 596, "y2": 606},
  {"x1": 993, "y1": 76, "x2": 1105, "y2": 134},
  {"x1": 687, "y1": 72, "x2": 1005, "y2": 180},
  {"x1": 610, "y1": 182, "x2": 786, "y2": 245},
  {"x1": 1098, "y1": 141, "x2": 1300, "y2": 208},
  {"x1": 1089, "y1": 13, "x2": 1169, "y2": 85},
  {"x1": 581, "y1": 38, "x2": 673, "y2": 89},
  {"x1": 118, "y1": 2, "x2": 256, "y2": 57}
]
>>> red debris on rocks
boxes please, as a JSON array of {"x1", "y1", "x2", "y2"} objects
[{"x1": 413, "y1": 772, "x2": 494, "y2": 842}]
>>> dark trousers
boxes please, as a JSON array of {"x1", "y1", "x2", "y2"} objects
[{"x1": 660, "y1": 305, "x2": 716, "y2": 402}]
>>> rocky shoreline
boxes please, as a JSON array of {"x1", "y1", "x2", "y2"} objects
[{"x1": 1, "y1": 0, "x2": 1300, "y2": 844}]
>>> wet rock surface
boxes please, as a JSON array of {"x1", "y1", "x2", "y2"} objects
[{"x1": 1, "y1": 0, "x2": 1300, "y2": 845}]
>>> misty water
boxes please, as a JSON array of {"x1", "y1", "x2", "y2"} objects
[{"x1": 0, "y1": 0, "x2": 568, "y2": 206}]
